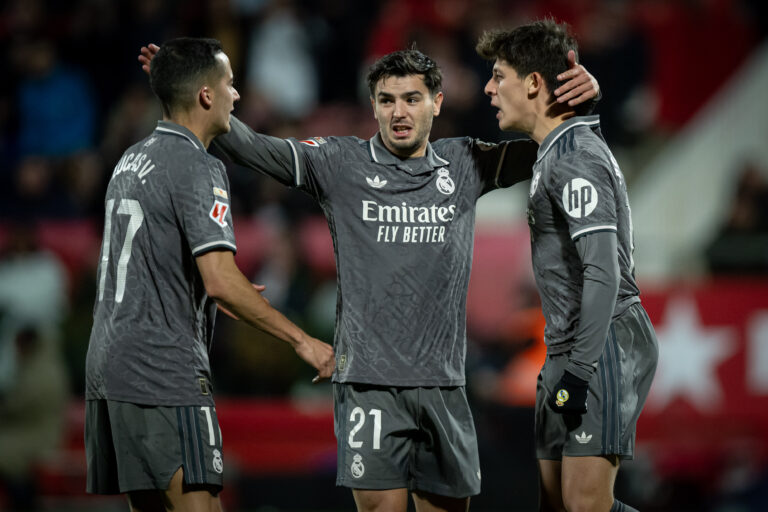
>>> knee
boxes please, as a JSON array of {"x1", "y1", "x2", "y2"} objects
[{"x1": 562, "y1": 493, "x2": 611, "y2": 512}]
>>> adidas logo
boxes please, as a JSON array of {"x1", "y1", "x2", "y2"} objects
[
  {"x1": 366, "y1": 175, "x2": 387, "y2": 189},
  {"x1": 575, "y1": 431, "x2": 592, "y2": 444}
]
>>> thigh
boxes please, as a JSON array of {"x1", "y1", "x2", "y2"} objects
[
  {"x1": 103, "y1": 401, "x2": 225, "y2": 493},
  {"x1": 128, "y1": 467, "x2": 222, "y2": 512},
  {"x1": 334, "y1": 383, "x2": 416, "y2": 490},
  {"x1": 352, "y1": 488, "x2": 409, "y2": 512},
  {"x1": 412, "y1": 490, "x2": 470, "y2": 512},
  {"x1": 412, "y1": 387, "x2": 481, "y2": 498},
  {"x1": 560, "y1": 455, "x2": 618, "y2": 511},
  {"x1": 537, "y1": 459, "x2": 564, "y2": 512}
]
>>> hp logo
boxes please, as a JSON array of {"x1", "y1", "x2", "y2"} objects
[{"x1": 562, "y1": 178, "x2": 598, "y2": 218}]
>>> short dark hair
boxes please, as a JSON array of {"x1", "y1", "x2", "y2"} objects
[
  {"x1": 149, "y1": 37, "x2": 224, "y2": 117},
  {"x1": 476, "y1": 19, "x2": 577, "y2": 102},
  {"x1": 366, "y1": 49, "x2": 442, "y2": 97}
]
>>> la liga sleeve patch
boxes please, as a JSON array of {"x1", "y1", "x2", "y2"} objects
[
  {"x1": 299, "y1": 137, "x2": 327, "y2": 147},
  {"x1": 209, "y1": 200, "x2": 229, "y2": 227}
]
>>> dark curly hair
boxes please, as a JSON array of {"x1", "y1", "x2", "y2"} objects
[
  {"x1": 476, "y1": 19, "x2": 579, "y2": 107},
  {"x1": 366, "y1": 48, "x2": 442, "y2": 97}
]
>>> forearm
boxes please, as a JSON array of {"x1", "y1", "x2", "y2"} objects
[
  {"x1": 214, "y1": 116, "x2": 297, "y2": 186},
  {"x1": 197, "y1": 249, "x2": 334, "y2": 379},
  {"x1": 486, "y1": 139, "x2": 537, "y2": 190},
  {"x1": 567, "y1": 232, "x2": 620, "y2": 381},
  {"x1": 198, "y1": 251, "x2": 307, "y2": 348},
  {"x1": 214, "y1": 271, "x2": 307, "y2": 348}
]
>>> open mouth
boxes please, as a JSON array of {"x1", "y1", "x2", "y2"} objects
[{"x1": 392, "y1": 124, "x2": 412, "y2": 138}]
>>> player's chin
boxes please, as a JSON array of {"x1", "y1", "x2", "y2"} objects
[
  {"x1": 498, "y1": 119, "x2": 515, "y2": 132},
  {"x1": 392, "y1": 139, "x2": 418, "y2": 153}
]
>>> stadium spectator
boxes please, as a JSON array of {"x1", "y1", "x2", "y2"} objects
[
  {"x1": 705, "y1": 160, "x2": 768, "y2": 275},
  {"x1": 12, "y1": 34, "x2": 96, "y2": 158},
  {"x1": 0, "y1": 223, "x2": 70, "y2": 511},
  {"x1": 245, "y1": 0, "x2": 318, "y2": 120}
]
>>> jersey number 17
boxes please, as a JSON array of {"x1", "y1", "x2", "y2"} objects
[{"x1": 97, "y1": 198, "x2": 145, "y2": 303}]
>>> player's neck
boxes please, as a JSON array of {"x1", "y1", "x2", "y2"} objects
[
  {"x1": 164, "y1": 113, "x2": 212, "y2": 149},
  {"x1": 530, "y1": 102, "x2": 576, "y2": 144}
]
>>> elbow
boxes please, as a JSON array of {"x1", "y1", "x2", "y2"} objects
[{"x1": 202, "y1": 274, "x2": 229, "y2": 302}]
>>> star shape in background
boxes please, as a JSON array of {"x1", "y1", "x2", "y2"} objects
[{"x1": 647, "y1": 296, "x2": 736, "y2": 413}]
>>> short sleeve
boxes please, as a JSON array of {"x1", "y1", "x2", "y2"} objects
[
  {"x1": 547, "y1": 150, "x2": 618, "y2": 240},
  {"x1": 289, "y1": 136, "x2": 344, "y2": 199},
  {"x1": 475, "y1": 138, "x2": 538, "y2": 195},
  {"x1": 171, "y1": 159, "x2": 237, "y2": 256}
]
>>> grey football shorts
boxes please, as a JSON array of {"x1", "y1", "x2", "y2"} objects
[
  {"x1": 536, "y1": 303, "x2": 659, "y2": 460},
  {"x1": 85, "y1": 399, "x2": 224, "y2": 494},
  {"x1": 334, "y1": 383, "x2": 481, "y2": 498}
]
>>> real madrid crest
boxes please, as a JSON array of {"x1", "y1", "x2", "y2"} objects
[
  {"x1": 436, "y1": 167, "x2": 455, "y2": 195},
  {"x1": 351, "y1": 453, "x2": 365, "y2": 478},
  {"x1": 212, "y1": 449, "x2": 224, "y2": 473}
]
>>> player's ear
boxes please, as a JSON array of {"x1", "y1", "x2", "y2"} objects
[
  {"x1": 432, "y1": 91, "x2": 443, "y2": 117},
  {"x1": 199, "y1": 86, "x2": 213, "y2": 110},
  {"x1": 527, "y1": 72, "x2": 543, "y2": 96},
  {"x1": 370, "y1": 97, "x2": 378, "y2": 120}
]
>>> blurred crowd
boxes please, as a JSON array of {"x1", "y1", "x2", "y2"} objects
[{"x1": 0, "y1": 0, "x2": 767, "y2": 508}]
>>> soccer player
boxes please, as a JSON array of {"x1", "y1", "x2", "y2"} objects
[
  {"x1": 477, "y1": 20, "x2": 658, "y2": 512},
  {"x1": 139, "y1": 44, "x2": 598, "y2": 512},
  {"x1": 85, "y1": 38, "x2": 334, "y2": 512}
]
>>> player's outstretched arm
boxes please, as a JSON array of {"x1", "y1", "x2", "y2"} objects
[
  {"x1": 554, "y1": 50, "x2": 600, "y2": 107},
  {"x1": 196, "y1": 250, "x2": 334, "y2": 381}
]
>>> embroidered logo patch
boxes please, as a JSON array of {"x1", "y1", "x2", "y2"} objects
[
  {"x1": 351, "y1": 453, "x2": 365, "y2": 478},
  {"x1": 209, "y1": 200, "x2": 229, "y2": 227},
  {"x1": 213, "y1": 187, "x2": 228, "y2": 199},
  {"x1": 300, "y1": 137, "x2": 327, "y2": 147},
  {"x1": 366, "y1": 175, "x2": 387, "y2": 189},
  {"x1": 436, "y1": 168, "x2": 455, "y2": 195},
  {"x1": 212, "y1": 449, "x2": 223, "y2": 473}
]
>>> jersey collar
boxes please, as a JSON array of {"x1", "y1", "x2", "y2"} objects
[
  {"x1": 155, "y1": 121, "x2": 207, "y2": 152},
  {"x1": 536, "y1": 115, "x2": 600, "y2": 163},
  {"x1": 368, "y1": 132, "x2": 450, "y2": 176}
]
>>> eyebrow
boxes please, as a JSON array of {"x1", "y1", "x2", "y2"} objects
[{"x1": 377, "y1": 90, "x2": 424, "y2": 98}]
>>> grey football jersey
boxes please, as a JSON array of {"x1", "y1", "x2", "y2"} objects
[
  {"x1": 86, "y1": 121, "x2": 236, "y2": 406},
  {"x1": 526, "y1": 116, "x2": 640, "y2": 356},
  {"x1": 215, "y1": 116, "x2": 536, "y2": 386}
]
